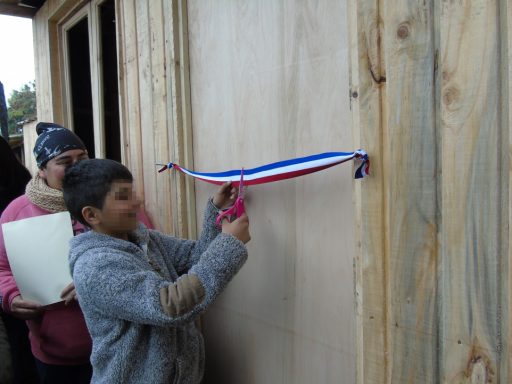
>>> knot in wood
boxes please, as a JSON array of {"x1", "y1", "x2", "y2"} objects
[
  {"x1": 397, "y1": 23, "x2": 410, "y2": 40},
  {"x1": 464, "y1": 345, "x2": 495, "y2": 383},
  {"x1": 443, "y1": 86, "x2": 460, "y2": 107}
]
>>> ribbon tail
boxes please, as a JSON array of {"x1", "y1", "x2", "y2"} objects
[
  {"x1": 354, "y1": 150, "x2": 370, "y2": 179},
  {"x1": 157, "y1": 163, "x2": 173, "y2": 173}
]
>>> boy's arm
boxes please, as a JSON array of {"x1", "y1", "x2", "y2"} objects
[
  {"x1": 154, "y1": 199, "x2": 222, "y2": 274},
  {"x1": 74, "y1": 234, "x2": 247, "y2": 327}
]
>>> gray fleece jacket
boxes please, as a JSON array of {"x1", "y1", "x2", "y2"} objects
[{"x1": 68, "y1": 200, "x2": 247, "y2": 384}]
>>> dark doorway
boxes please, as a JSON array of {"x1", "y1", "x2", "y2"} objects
[
  {"x1": 67, "y1": 17, "x2": 95, "y2": 158},
  {"x1": 100, "y1": 0, "x2": 121, "y2": 162}
]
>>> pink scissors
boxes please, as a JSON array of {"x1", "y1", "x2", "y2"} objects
[{"x1": 216, "y1": 168, "x2": 246, "y2": 227}]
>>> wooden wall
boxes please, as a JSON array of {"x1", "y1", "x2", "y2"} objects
[
  {"x1": 187, "y1": 1, "x2": 356, "y2": 383},
  {"x1": 32, "y1": 2, "x2": 358, "y2": 383},
  {"x1": 349, "y1": 0, "x2": 512, "y2": 382},
  {"x1": 32, "y1": 0, "x2": 512, "y2": 382},
  {"x1": 116, "y1": 0, "x2": 179, "y2": 235},
  {"x1": 32, "y1": 0, "x2": 196, "y2": 236}
]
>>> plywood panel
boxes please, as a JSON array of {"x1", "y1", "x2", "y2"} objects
[{"x1": 188, "y1": 1, "x2": 356, "y2": 383}]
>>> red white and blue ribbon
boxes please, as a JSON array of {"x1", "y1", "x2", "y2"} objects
[{"x1": 158, "y1": 150, "x2": 369, "y2": 186}]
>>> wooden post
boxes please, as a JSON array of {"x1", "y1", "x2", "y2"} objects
[{"x1": 0, "y1": 82, "x2": 9, "y2": 140}]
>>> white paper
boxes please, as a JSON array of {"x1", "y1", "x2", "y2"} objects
[{"x1": 3, "y1": 211, "x2": 74, "y2": 306}]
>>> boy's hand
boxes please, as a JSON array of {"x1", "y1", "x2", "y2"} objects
[
  {"x1": 213, "y1": 181, "x2": 238, "y2": 209},
  {"x1": 10, "y1": 295, "x2": 43, "y2": 320},
  {"x1": 222, "y1": 213, "x2": 251, "y2": 244},
  {"x1": 60, "y1": 282, "x2": 78, "y2": 305}
]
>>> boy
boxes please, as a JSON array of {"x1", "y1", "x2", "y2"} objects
[{"x1": 62, "y1": 158, "x2": 250, "y2": 383}]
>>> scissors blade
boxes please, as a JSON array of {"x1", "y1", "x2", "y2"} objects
[{"x1": 238, "y1": 168, "x2": 245, "y2": 198}]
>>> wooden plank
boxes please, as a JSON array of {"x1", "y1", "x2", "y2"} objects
[
  {"x1": 33, "y1": 2, "x2": 53, "y2": 122},
  {"x1": 47, "y1": 0, "x2": 89, "y2": 21},
  {"x1": 118, "y1": 0, "x2": 145, "y2": 202},
  {"x1": 348, "y1": 0, "x2": 388, "y2": 382},
  {"x1": 165, "y1": 0, "x2": 196, "y2": 238},
  {"x1": 148, "y1": 0, "x2": 173, "y2": 233},
  {"x1": 439, "y1": 1, "x2": 503, "y2": 382},
  {"x1": 503, "y1": 1, "x2": 512, "y2": 381},
  {"x1": 162, "y1": 0, "x2": 180, "y2": 236},
  {"x1": 114, "y1": 0, "x2": 127, "y2": 164},
  {"x1": 89, "y1": 1, "x2": 105, "y2": 158},
  {"x1": 135, "y1": 0, "x2": 157, "y2": 223},
  {"x1": 381, "y1": 1, "x2": 439, "y2": 382},
  {"x1": 47, "y1": 18, "x2": 64, "y2": 124}
]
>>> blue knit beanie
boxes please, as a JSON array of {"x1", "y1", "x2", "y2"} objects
[{"x1": 33, "y1": 122, "x2": 86, "y2": 168}]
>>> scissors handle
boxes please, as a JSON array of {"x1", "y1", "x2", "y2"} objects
[
  {"x1": 215, "y1": 197, "x2": 245, "y2": 227},
  {"x1": 215, "y1": 168, "x2": 245, "y2": 227}
]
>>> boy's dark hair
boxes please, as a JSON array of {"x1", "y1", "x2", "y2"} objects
[{"x1": 63, "y1": 159, "x2": 133, "y2": 226}]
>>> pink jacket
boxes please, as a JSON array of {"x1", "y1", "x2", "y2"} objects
[{"x1": 0, "y1": 194, "x2": 153, "y2": 365}]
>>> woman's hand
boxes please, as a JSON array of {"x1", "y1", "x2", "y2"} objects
[{"x1": 10, "y1": 295, "x2": 43, "y2": 320}]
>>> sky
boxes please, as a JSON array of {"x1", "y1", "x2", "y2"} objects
[{"x1": 0, "y1": 15, "x2": 35, "y2": 106}]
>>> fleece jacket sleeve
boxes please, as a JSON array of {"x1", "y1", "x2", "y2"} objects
[
  {"x1": 151, "y1": 199, "x2": 222, "y2": 275},
  {"x1": 72, "y1": 232, "x2": 247, "y2": 327}
]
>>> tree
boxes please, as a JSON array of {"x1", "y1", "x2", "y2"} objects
[{"x1": 7, "y1": 81, "x2": 36, "y2": 135}]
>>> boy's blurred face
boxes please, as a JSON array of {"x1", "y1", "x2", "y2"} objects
[
  {"x1": 39, "y1": 149, "x2": 88, "y2": 190},
  {"x1": 94, "y1": 181, "x2": 141, "y2": 239}
]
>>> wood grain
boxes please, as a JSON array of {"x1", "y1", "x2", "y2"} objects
[
  {"x1": 348, "y1": 0, "x2": 388, "y2": 382},
  {"x1": 188, "y1": 1, "x2": 356, "y2": 383},
  {"x1": 30, "y1": 1, "x2": 512, "y2": 382},
  {"x1": 383, "y1": 1, "x2": 439, "y2": 382},
  {"x1": 440, "y1": 1, "x2": 503, "y2": 382},
  {"x1": 350, "y1": 0, "x2": 511, "y2": 382}
]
